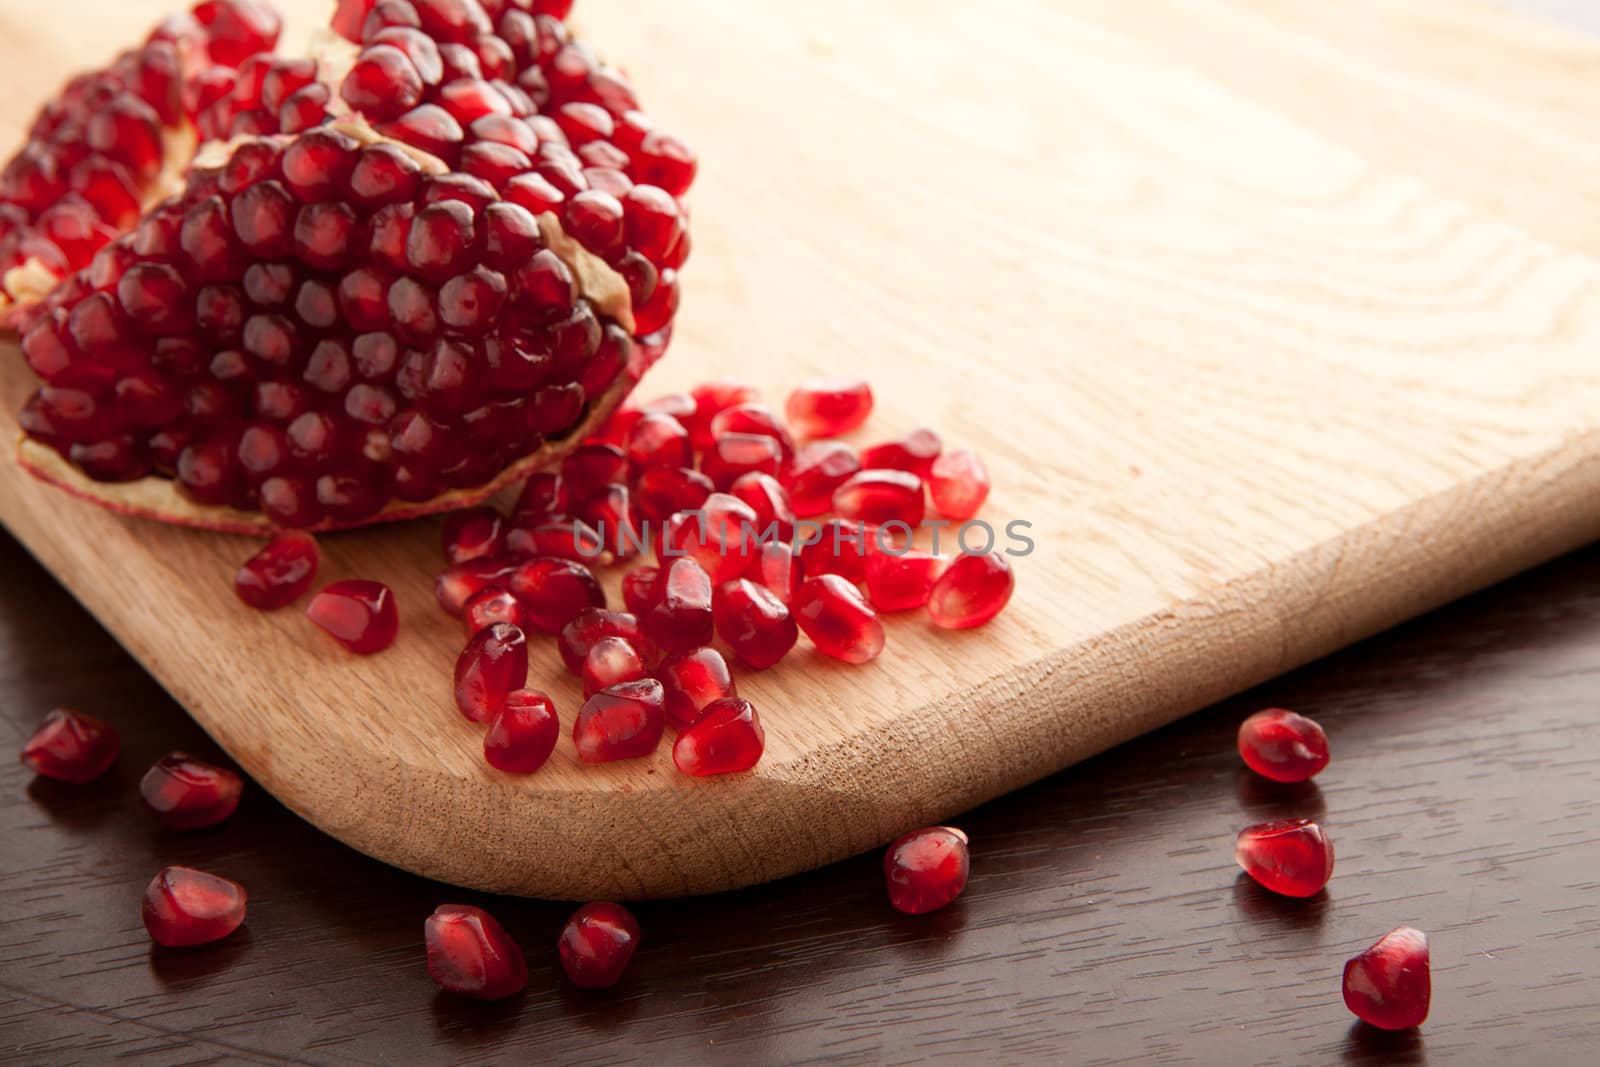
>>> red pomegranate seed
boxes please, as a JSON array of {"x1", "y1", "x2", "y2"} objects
[
  {"x1": 1235, "y1": 818, "x2": 1334, "y2": 898},
  {"x1": 701, "y1": 432, "x2": 784, "y2": 490},
  {"x1": 644, "y1": 557, "x2": 714, "y2": 655},
  {"x1": 441, "y1": 506, "x2": 504, "y2": 564},
  {"x1": 583, "y1": 636, "x2": 647, "y2": 698},
  {"x1": 673, "y1": 697, "x2": 764, "y2": 776},
  {"x1": 508, "y1": 557, "x2": 604, "y2": 633},
  {"x1": 927, "y1": 552, "x2": 1013, "y2": 629},
  {"x1": 861, "y1": 428, "x2": 942, "y2": 479},
  {"x1": 709, "y1": 403, "x2": 794, "y2": 463},
  {"x1": 833, "y1": 469, "x2": 925, "y2": 528},
  {"x1": 139, "y1": 752, "x2": 243, "y2": 830},
  {"x1": 461, "y1": 586, "x2": 525, "y2": 636},
  {"x1": 561, "y1": 441, "x2": 628, "y2": 495},
  {"x1": 785, "y1": 441, "x2": 861, "y2": 517},
  {"x1": 634, "y1": 465, "x2": 714, "y2": 525},
  {"x1": 864, "y1": 550, "x2": 944, "y2": 612},
  {"x1": 425, "y1": 903, "x2": 528, "y2": 1001},
  {"x1": 794, "y1": 575, "x2": 884, "y2": 663},
  {"x1": 558, "y1": 607, "x2": 646, "y2": 673},
  {"x1": 436, "y1": 556, "x2": 516, "y2": 617},
  {"x1": 233, "y1": 532, "x2": 319, "y2": 610},
  {"x1": 558, "y1": 901, "x2": 640, "y2": 989},
  {"x1": 306, "y1": 579, "x2": 399, "y2": 654},
  {"x1": 928, "y1": 448, "x2": 990, "y2": 520},
  {"x1": 503, "y1": 516, "x2": 606, "y2": 562},
  {"x1": 454, "y1": 622, "x2": 529, "y2": 723},
  {"x1": 621, "y1": 565, "x2": 661, "y2": 616},
  {"x1": 1237, "y1": 708, "x2": 1331, "y2": 783},
  {"x1": 1343, "y1": 928, "x2": 1431, "y2": 1031},
  {"x1": 884, "y1": 826, "x2": 970, "y2": 914},
  {"x1": 512, "y1": 472, "x2": 565, "y2": 523},
  {"x1": 750, "y1": 541, "x2": 805, "y2": 604},
  {"x1": 785, "y1": 378, "x2": 872, "y2": 439},
  {"x1": 729, "y1": 472, "x2": 795, "y2": 541},
  {"x1": 798, "y1": 519, "x2": 876, "y2": 585},
  {"x1": 142, "y1": 865, "x2": 247, "y2": 947},
  {"x1": 573, "y1": 678, "x2": 665, "y2": 762},
  {"x1": 659, "y1": 492, "x2": 759, "y2": 583},
  {"x1": 483, "y1": 689, "x2": 560, "y2": 774},
  {"x1": 625, "y1": 412, "x2": 692, "y2": 473},
  {"x1": 714, "y1": 579, "x2": 797, "y2": 669},
  {"x1": 20, "y1": 708, "x2": 119, "y2": 784},
  {"x1": 656, "y1": 647, "x2": 736, "y2": 729},
  {"x1": 687, "y1": 380, "x2": 757, "y2": 449}
]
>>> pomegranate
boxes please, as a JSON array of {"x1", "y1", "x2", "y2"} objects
[
  {"x1": 19, "y1": 707, "x2": 120, "y2": 783},
  {"x1": 1343, "y1": 927, "x2": 1431, "y2": 1030},
  {"x1": 556, "y1": 605, "x2": 646, "y2": 672},
  {"x1": 863, "y1": 550, "x2": 943, "y2": 612},
  {"x1": 558, "y1": 901, "x2": 640, "y2": 989},
  {"x1": 672, "y1": 696, "x2": 764, "y2": 776},
  {"x1": 1237, "y1": 708, "x2": 1330, "y2": 783},
  {"x1": 460, "y1": 585, "x2": 524, "y2": 635},
  {"x1": 142, "y1": 865, "x2": 247, "y2": 946},
  {"x1": 712, "y1": 578, "x2": 797, "y2": 669},
  {"x1": 884, "y1": 826, "x2": 970, "y2": 914},
  {"x1": 139, "y1": 751, "x2": 244, "y2": 829},
  {"x1": 581, "y1": 635, "x2": 647, "y2": 697},
  {"x1": 860, "y1": 428, "x2": 940, "y2": 478},
  {"x1": 643, "y1": 556, "x2": 713, "y2": 654},
  {"x1": 425, "y1": 903, "x2": 528, "y2": 1000},
  {"x1": 793, "y1": 574, "x2": 884, "y2": 663},
  {"x1": 928, "y1": 448, "x2": 990, "y2": 520},
  {"x1": 1234, "y1": 818, "x2": 1334, "y2": 898}
]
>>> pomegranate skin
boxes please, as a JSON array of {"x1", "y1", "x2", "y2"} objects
[
  {"x1": 558, "y1": 901, "x2": 640, "y2": 989},
  {"x1": 1237, "y1": 708, "x2": 1330, "y2": 783},
  {"x1": 1343, "y1": 927, "x2": 1431, "y2": 1031},
  {"x1": 884, "y1": 826, "x2": 970, "y2": 914},
  {"x1": 139, "y1": 751, "x2": 243, "y2": 829},
  {"x1": 142, "y1": 865, "x2": 247, "y2": 947},
  {"x1": 20, "y1": 707, "x2": 120, "y2": 783},
  {"x1": 425, "y1": 903, "x2": 528, "y2": 1001},
  {"x1": 1234, "y1": 818, "x2": 1334, "y2": 898}
]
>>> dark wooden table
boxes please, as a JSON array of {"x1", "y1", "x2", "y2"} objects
[{"x1": 3, "y1": 522, "x2": 1599, "y2": 1066}]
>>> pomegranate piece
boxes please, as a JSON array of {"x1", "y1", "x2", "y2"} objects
[
  {"x1": 461, "y1": 585, "x2": 525, "y2": 636},
  {"x1": 884, "y1": 826, "x2": 970, "y2": 915},
  {"x1": 672, "y1": 697, "x2": 764, "y2": 776},
  {"x1": 864, "y1": 550, "x2": 943, "y2": 612},
  {"x1": 558, "y1": 901, "x2": 640, "y2": 989},
  {"x1": 557, "y1": 607, "x2": 645, "y2": 673},
  {"x1": 785, "y1": 378, "x2": 873, "y2": 439},
  {"x1": 139, "y1": 751, "x2": 243, "y2": 829},
  {"x1": 1343, "y1": 928, "x2": 1431, "y2": 1030},
  {"x1": 928, "y1": 448, "x2": 991, "y2": 520},
  {"x1": 861, "y1": 428, "x2": 941, "y2": 479},
  {"x1": 798, "y1": 518, "x2": 876, "y2": 585},
  {"x1": 306, "y1": 579, "x2": 399, "y2": 653},
  {"x1": 441, "y1": 506, "x2": 504, "y2": 564},
  {"x1": 512, "y1": 472, "x2": 566, "y2": 523},
  {"x1": 687, "y1": 380, "x2": 757, "y2": 449},
  {"x1": 713, "y1": 579, "x2": 798, "y2": 670},
  {"x1": 573, "y1": 678, "x2": 665, "y2": 762},
  {"x1": 656, "y1": 646, "x2": 736, "y2": 729},
  {"x1": 233, "y1": 532, "x2": 319, "y2": 610},
  {"x1": 794, "y1": 575, "x2": 885, "y2": 664},
  {"x1": 625, "y1": 411, "x2": 692, "y2": 473},
  {"x1": 20, "y1": 708, "x2": 119, "y2": 784},
  {"x1": 750, "y1": 540, "x2": 805, "y2": 604},
  {"x1": 658, "y1": 492, "x2": 761, "y2": 582},
  {"x1": 483, "y1": 689, "x2": 560, "y2": 774},
  {"x1": 643, "y1": 556, "x2": 713, "y2": 655},
  {"x1": 729, "y1": 471, "x2": 795, "y2": 542},
  {"x1": 582, "y1": 636, "x2": 647, "y2": 697},
  {"x1": 832, "y1": 469, "x2": 925, "y2": 528},
  {"x1": 634, "y1": 464, "x2": 715, "y2": 525},
  {"x1": 1237, "y1": 708, "x2": 1330, "y2": 783},
  {"x1": 1235, "y1": 818, "x2": 1334, "y2": 898},
  {"x1": 927, "y1": 552, "x2": 1013, "y2": 630},
  {"x1": 621, "y1": 565, "x2": 661, "y2": 615},
  {"x1": 142, "y1": 865, "x2": 247, "y2": 947},
  {"x1": 454, "y1": 621, "x2": 529, "y2": 722},
  {"x1": 508, "y1": 556, "x2": 604, "y2": 633},
  {"x1": 425, "y1": 903, "x2": 528, "y2": 1001},
  {"x1": 701, "y1": 432, "x2": 784, "y2": 490},
  {"x1": 785, "y1": 441, "x2": 861, "y2": 517},
  {"x1": 708, "y1": 403, "x2": 795, "y2": 464},
  {"x1": 436, "y1": 555, "x2": 516, "y2": 616}
]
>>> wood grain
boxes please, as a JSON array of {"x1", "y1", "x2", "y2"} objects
[{"x1": 7, "y1": 0, "x2": 1600, "y2": 899}]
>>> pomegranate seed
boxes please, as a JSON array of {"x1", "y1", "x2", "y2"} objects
[
  {"x1": 709, "y1": 403, "x2": 794, "y2": 463},
  {"x1": 573, "y1": 678, "x2": 665, "y2": 762},
  {"x1": 672, "y1": 697, "x2": 764, "y2": 776},
  {"x1": 436, "y1": 556, "x2": 516, "y2": 617},
  {"x1": 1344, "y1": 928, "x2": 1431, "y2": 1031},
  {"x1": 306, "y1": 579, "x2": 399, "y2": 654},
  {"x1": 461, "y1": 587, "x2": 524, "y2": 636},
  {"x1": 644, "y1": 557, "x2": 713, "y2": 655},
  {"x1": 729, "y1": 472, "x2": 795, "y2": 542},
  {"x1": 634, "y1": 466, "x2": 714, "y2": 525},
  {"x1": 558, "y1": 901, "x2": 640, "y2": 989},
  {"x1": 656, "y1": 647, "x2": 736, "y2": 729},
  {"x1": 1235, "y1": 818, "x2": 1334, "y2": 898},
  {"x1": 1237, "y1": 708, "x2": 1330, "y2": 783},
  {"x1": 583, "y1": 636, "x2": 647, "y2": 698},
  {"x1": 785, "y1": 378, "x2": 873, "y2": 439},
  {"x1": 750, "y1": 541, "x2": 805, "y2": 604},
  {"x1": 833, "y1": 469, "x2": 925, "y2": 528},
  {"x1": 508, "y1": 557, "x2": 604, "y2": 633},
  {"x1": 864, "y1": 550, "x2": 944, "y2": 612},
  {"x1": 794, "y1": 575, "x2": 884, "y2": 663},
  {"x1": 861, "y1": 428, "x2": 941, "y2": 479},
  {"x1": 561, "y1": 441, "x2": 628, "y2": 494},
  {"x1": 233, "y1": 533, "x2": 318, "y2": 610},
  {"x1": 928, "y1": 448, "x2": 990, "y2": 520},
  {"x1": 884, "y1": 826, "x2": 970, "y2": 914},
  {"x1": 625, "y1": 412, "x2": 692, "y2": 473},
  {"x1": 686, "y1": 380, "x2": 757, "y2": 448},
  {"x1": 142, "y1": 865, "x2": 247, "y2": 947},
  {"x1": 927, "y1": 552, "x2": 1014, "y2": 629},
  {"x1": 342, "y1": 44, "x2": 425, "y2": 120},
  {"x1": 558, "y1": 608, "x2": 646, "y2": 673},
  {"x1": 425, "y1": 904, "x2": 528, "y2": 1000},
  {"x1": 139, "y1": 752, "x2": 243, "y2": 830},
  {"x1": 785, "y1": 441, "x2": 861, "y2": 517},
  {"x1": 714, "y1": 579, "x2": 798, "y2": 669},
  {"x1": 512, "y1": 472, "x2": 566, "y2": 523},
  {"x1": 504, "y1": 516, "x2": 606, "y2": 562},
  {"x1": 454, "y1": 622, "x2": 529, "y2": 722},
  {"x1": 441, "y1": 506, "x2": 504, "y2": 564},
  {"x1": 701, "y1": 432, "x2": 784, "y2": 490},
  {"x1": 658, "y1": 492, "x2": 759, "y2": 583},
  {"x1": 484, "y1": 689, "x2": 560, "y2": 774},
  {"x1": 20, "y1": 708, "x2": 119, "y2": 784},
  {"x1": 798, "y1": 519, "x2": 876, "y2": 585},
  {"x1": 621, "y1": 566, "x2": 661, "y2": 616},
  {"x1": 634, "y1": 131, "x2": 696, "y2": 196}
]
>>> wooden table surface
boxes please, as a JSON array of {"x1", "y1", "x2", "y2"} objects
[{"x1": 5, "y1": 520, "x2": 1600, "y2": 1064}]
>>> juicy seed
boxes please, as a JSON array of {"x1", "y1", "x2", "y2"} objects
[
  {"x1": 461, "y1": 586, "x2": 525, "y2": 636},
  {"x1": 582, "y1": 635, "x2": 647, "y2": 697},
  {"x1": 785, "y1": 378, "x2": 873, "y2": 439},
  {"x1": 861, "y1": 428, "x2": 942, "y2": 479},
  {"x1": 20, "y1": 708, "x2": 120, "y2": 783},
  {"x1": 672, "y1": 697, "x2": 764, "y2": 776},
  {"x1": 656, "y1": 646, "x2": 736, "y2": 729},
  {"x1": 864, "y1": 550, "x2": 944, "y2": 613},
  {"x1": 558, "y1": 901, "x2": 640, "y2": 989},
  {"x1": 454, "y1": 621, "x2": 529, "y2": 722},
  {"x1": 884, "y1": 826, "x2": 970, "y2": 914},
  {"x1": 1234, "y1": 818, "x2": 1334, "y2": 898},
  {"x1": 483, "y1": 689, "x2": 560, "y2": 774},
  {"x1": 573, "y1": 678, "x2": 665, "y2": 762},
  {"x1": 509, "y1": 556, "x2": 605, "y2": 633},
  {"x1": 926, "y1": 552, "x2": 1014, "y2": 630},
  {"x1": 558, "y1": 607, "x2": 646, "y2": 674},
  {"x1": 441, "y1": 505, "x2": 505, "y2": 564},
  {"x1": 750, "y1": 541, "x2": 805, "y2": 605},
  {"x1": 425, "y1": 903, "x2": 528, "y2": 1000},
  {"x1": 644, "y1": 556, "x2": 713, "y2": 655},
  {"x1": 658, "y1": 492, "x2": 759, "y2": 583},
  {"x1": 306, "y1": 579, "x2": 399, "y2": 653},
  {"x1": 142, "y1": 865, "x2": 247, "y2": 947},
  {"x1": 785, "y1": 441, "x2": 861, "y2": 517},
  {"x1": 793, "y1": 575, "x2": 885, "y2": 664},
  {"x1": 713, "y1": 579, "x2": 797, "y2": 670},
  {"x1": 233, "y1": 532, "x2": 319, "y2": 610},
  {"x1": 1237, "y1": 708, "x2": 1331, "y2": 783},
  {"x1": 928, "y1": 448, "x2": 991, "y2": 520},
  {"x1": 832, "y1": 469, "x2": 926, "y2": 528},
  {"x1": 1343, "y1": 928, "x2": 1431, "y2": 1031},
  {"x1": 139, "y1": 751, "x2": 244, "y2": 829}
]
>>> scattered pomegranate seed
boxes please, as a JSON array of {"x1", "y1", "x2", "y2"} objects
[
  {"x1": 20, "y1": 708, "x2": 119, "y2": 784},
  {"x1": 687, "y1": 380, "x2": 757, "y2": 449},
  {"x1": 573, "y1": 678, "x2": 665, "y2": 762},
  {"x1": 483, "y1": 689, "x2": 560, "y2": 774},
  {"x1": 861, "y1": 428, "x2": 941, "y2": 479},
  {"x1": 233, "y1": 532, "x2": 318, "y2": 610},
  {"x1": 673, "y1": 697, "x2": 765, "y2": 776},
  {"x1": 750, "y1": 541, "x2": 805, "y2": 604},
  {"x1": 832, "y1": 469, "x2": 925, "y2": 528},
  {"x1": 644, "y1": 556, "x2": 713, "y2": 654},
  {"x1": 656, "y1": 647, "x2": 736, "y2": 729},
  {"x1": 306, "y1": 579, "x2": 399, "y2": 654},
  {"x1": 142, "y1": 865, "x2": 247, "y2": 947},
  {"x1": 508, "y1": 556, "x2": 604, "y2": 633},
  {"x1": 1235, "y1": 818, "x2": 1334, "y2": 898},
  {"x1": 425, "y1": 903, "x2": 528, "y2": 1001},
  {"x1": 440, "y1": 506, "x2": 504, "y2": 564},
  {"x1": 558, "y1": 607, "x2": 645, "y2": 673},
  {"x1": 884, "y1": 826, "x2": 970, "y2": 914},
  {"x1": 708, "y1": 403, "x2": 795, "y2": 464},
  {"x1": 1343, "y1": 927, "x2": 1431, "y2": 1031},
  {"x1": 583, "y1": 636, "x2": 647, "y2": 697},
  {"x1": 454, "y1": 621, "x2": 529, "y2": 723},
  {"x1": 658, "y1": 492, "x2": 759, "y2": 582},
  {"x1": 713, "y1": 579, "x2": 798, "y2": 669},
  {"x1": 701, "y1": 432, "x2": 784, "y2": 490},
  {"x1": 512, "y1": 473, "x2": 566, "y2": 524},
  {"x1": 139, "y1": 752, "x2": 243, "y2": 830},
  {"x1": 461, "y1": 586, "x2": 525, "y2": 636},
  {"x1": 621, "y1": 565, "x2": 661, "y2": 615},
  {"x1": 1237, "y1": 708, "x2": 1331, "y2": 783},
  {"x1": 729, "y1": 472, "x2": 795, "y2": 542},
  {"x1": 793, "y1": 575, "x2": 885, "y2": 663},
  {"x1": 864, "y1": 550, "x2": 944, "y2": 612},
  {"x1": 927, "y1": 552, "x2": 1013, "y2": 630},
  {"x1": 784, "y1": 441, "x2": 860, "y2": 516},
  {"x1": 798, "y1": 519, "x2": 876, "y2": 585},
  {"x1": 625, "y1": 411, "x2": 692, "y2": 473},
  {"x1": 928, "y1": 449, "x2": 991, "y2": 520},
  {"x1": 558, "y1": 901, "x2": 640, "y2": 989},
  {"x1": 436, "y1": 556, "x2": 517, "y2": 617},
  {"x1": 634, "y1": 465, "x2": 714, "y2": 525},
  {"x1": 785, "y1": 378, "x2": 872, "y2": 439}
]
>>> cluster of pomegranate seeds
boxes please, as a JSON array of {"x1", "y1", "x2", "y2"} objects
[
  {"x1": 557, "y1": 901, "x2": 640, "y2": 988},
  {"x1": 306, "y1": 578, "x2": 399, "y2": 653},
  {"x1": 139, "y1": 751, "x2": 244, "y2": 829},
  {"x1": 1237, "y1": 707, "x2": 1330, "y2": 783},
  {"x1": 1234, "y1": 818, "x2": 1334, "y2": 898},
  {"x1": 425, "y1": 903, "x2": 529, "y2": 1000},
  {"x1": 883, "y1": 826, "x2": 970, "y2": 915},
  {"x1": 234, "y1": 531, "x2": 319, "y2": 608},
  {"x1": 1344, "y1": 928, "x2": 1432, "y2": 1030},
  {"x1": 19, "y1": 707, "x2": 121, "y2": 783},
  {"x1": 143, "y1": 865, "x2": 248, "y2": 947}
]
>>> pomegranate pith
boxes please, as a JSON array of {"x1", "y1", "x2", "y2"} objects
[
  {"x1": 673, "y1": 697, "x2": 764, "y2": 776},
  {"x1": 558, "y1": 901, "x2": 640, "y2": 989},
  {"x1": 233, "y1": 531, "x2": 318, "y2": 609},
  {"x1": 1234, "y1": 818, "x2": 1334, "y2": 898},
  {"x1": 483, "y1": 688, "x2": 559, "y2": 773},
  {"x1": 425, "y1": 903, "x2": 528, "y2": 1000},
  {"x1": 20, "y1": 707, "x2": 120, "y2": 783},
  {"x1": 573, "y1": 678, "x2": 664, "y2": 762},
  {"x1": 142, "y1": 865, "x2": 247, "y2": 947},
  {"x1": 884, "y1": 826, "x2": 970, "y2": 914},
  {"x1": 1343, "y1": 927, "x2": 1431, "y2": 1030},
  {"x1": 1237, "y1": 708, "x2": 1330, "y2": 783},
  {"x1": 139, "y1": 751, "x2": 244, "y2": 829}
]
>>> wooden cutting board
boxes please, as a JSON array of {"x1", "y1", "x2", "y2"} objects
[{"x1": 6, "y1": 0, "x2": 1600, "y2": 899}]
